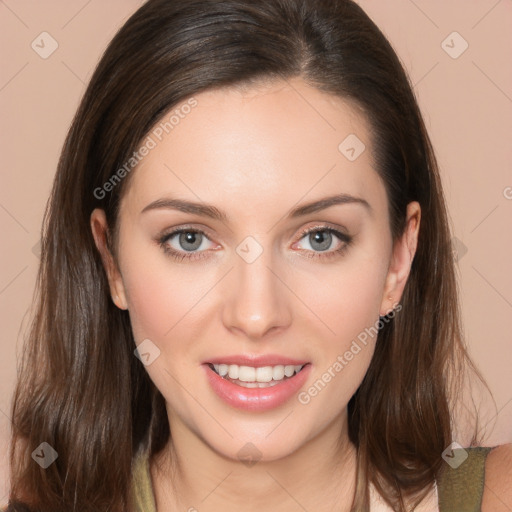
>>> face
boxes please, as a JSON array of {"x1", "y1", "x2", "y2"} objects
[{"x1": 92, "y1": 78, "x2": 419, "y2": 463}]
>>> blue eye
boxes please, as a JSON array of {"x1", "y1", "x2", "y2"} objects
[
  {"x1": 158, "y1": 228, "x2": 214, "y2": 261},
  {"x1": 295, "y1": 227, "x2": 352, "y2": 260},
  {"x1": 157, "y1": 225, "x2": 352, "y2": 262}
]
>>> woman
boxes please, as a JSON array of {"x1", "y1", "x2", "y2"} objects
[{"x1": 5, "y1": 0, "x2": 511, "y2": 510}]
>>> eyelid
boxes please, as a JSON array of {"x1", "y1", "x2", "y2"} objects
[
  {"x1": 158, "y1": 224, "x2": 216, "y2": 244},
  {"x1": 158, "y1": 225, "x2": 219, "y2": 256},
  {"x1": 295, "y1": 222, "x2": 350, "y2": 239},
  {"x1": 292, "y1": 224, "x2": 351, "y2": 252},
  {"x1": 157, "y1": 222, "x2": 352, "y2": 261}
]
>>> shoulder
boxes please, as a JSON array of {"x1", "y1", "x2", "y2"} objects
[{"x1": 482, "y1": 443, "x2": 512, "y2": 511}]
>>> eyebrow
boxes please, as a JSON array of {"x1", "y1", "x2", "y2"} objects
[{"x1": 140, "y1": 193, "x2": 372, "y2": 221}]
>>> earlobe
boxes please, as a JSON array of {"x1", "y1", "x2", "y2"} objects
[
  {"x1": 379, "y1": 201, "x2": 421, "y2": 316},
  {"x1": 90, "y1": 209, "x2": 128, "y2": 310}
]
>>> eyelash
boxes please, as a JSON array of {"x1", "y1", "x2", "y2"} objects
[{"x1": 157, "y1": 225, "x2": 353, "y2": 262}]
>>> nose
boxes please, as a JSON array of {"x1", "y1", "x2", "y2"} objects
[{"x1": 221, "y1": 244, "x2": 292, "y2": 340}]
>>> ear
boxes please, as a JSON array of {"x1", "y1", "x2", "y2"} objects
[
  {"x1": 90, "y1": 208, "x2": 128, "y2": 310},
  {"x1": 379, "y1": 201, "x2": 421, "y2": 316}
]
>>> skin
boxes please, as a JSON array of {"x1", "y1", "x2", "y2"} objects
[
  {"x1": 482, "y1": 443, "x2": 512, "y2": 511},
  {"x1": 91, "y1": 77, "x2": 422, "y2": 511}
]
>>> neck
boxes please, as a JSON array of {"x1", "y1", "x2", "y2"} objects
[{"x1": 151, "y1": 409, "x2": 357, "y2": 512}]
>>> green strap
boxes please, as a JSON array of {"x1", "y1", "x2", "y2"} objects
[
  {"x1": 437, "y1": 446, "x2": 492, "y2": 512},
  {"x1": 131, "y1": 452, "x2": 157, "y2": 512}
]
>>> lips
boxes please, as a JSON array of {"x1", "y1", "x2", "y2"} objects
[
  {"x1": 204, "y1": 354, "x2": 309, "y2": 367},
  {"x1": 202, "y1": 358, "x2": 312, "y2": 412}
]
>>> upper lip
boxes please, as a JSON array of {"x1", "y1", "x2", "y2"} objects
[{"x1": 204, "y1": 354, "x2": 310, "y2": 367}]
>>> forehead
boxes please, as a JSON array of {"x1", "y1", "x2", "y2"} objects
[{"x1": 121, "y1": 78, "x2": 386, "y2": 220}]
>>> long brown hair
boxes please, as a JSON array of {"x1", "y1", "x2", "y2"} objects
[{"x1": 8, "y1": 0, "x2": 485, "y2": 510}]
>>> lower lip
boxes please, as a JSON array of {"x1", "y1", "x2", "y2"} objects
[{"x1": 203, "y1": 363, "x2": 311, "y2": 412}]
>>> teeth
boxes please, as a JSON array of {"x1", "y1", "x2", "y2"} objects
[
  {"x1": 228, "y1": 365, "x2": 239, "y2": 379},
  {"x1": 212, "y1": 363, "x2": 304, "y2": 382}
]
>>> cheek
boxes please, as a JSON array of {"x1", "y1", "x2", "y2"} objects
[
  {"x1": 295, "y1": 265, "x2": 385, "y2": 412},
  {"x1": 119, "y1": 245, "x2": 203, "y2": 342},
  {"x1": 291, "y1": 251, "x2": 389, "y2": 350},
  {"x1": 120, "y1": 253, "x2": 208, "y2": 400}
]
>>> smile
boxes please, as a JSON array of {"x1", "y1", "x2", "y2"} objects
[
  {"x1": 209, "y1": 363, "x2": 305, "y2": 387},
  {"x1": 203, "y1": 361, "x2": 311, "y2": 411}
]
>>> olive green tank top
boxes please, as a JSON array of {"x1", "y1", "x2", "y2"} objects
[{"x1": 131, "y1": 447, "x2": 492, "y2": 511}]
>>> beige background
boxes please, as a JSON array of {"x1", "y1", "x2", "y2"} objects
[{"x1": 1, "y1": 0, "x2": 511, "y2": 502}]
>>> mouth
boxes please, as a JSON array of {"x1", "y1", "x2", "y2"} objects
[
  {"x1": 207, "y1": 362, "x2": 307, "y2": 388},
  {"x1": 203, "y1": 360, "x2": 312, "y2": 411}
]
